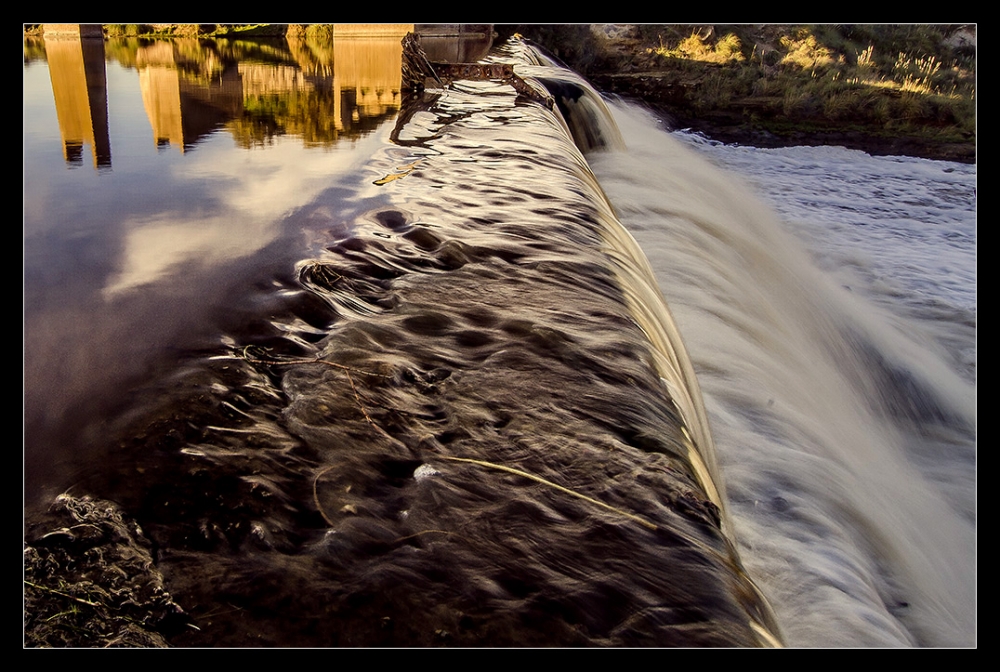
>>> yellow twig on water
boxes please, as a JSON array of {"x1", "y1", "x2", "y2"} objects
[
  {"x1": 312, "y1": 465, "x2": 338, "y2": 527},
  {"x1": 374, "y1": 159, "x2": 424, "y2": 186},
  {"x1": 440, "y1": 456, "x2": 658, "y2": 531},
  {"x1": 393, "y1": 529, "x2": 453, "y2": 543}
]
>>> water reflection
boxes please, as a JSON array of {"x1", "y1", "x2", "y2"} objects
[
  {"x1": 43, "y1": 33, "x2": 111, "y2": 169},
  {"x1": 137, "y1": 40, "x2": 244, "y2": 152},
  {"x1": 30, "y1": 26, "x2": 412, "y2": 164},
  {"x1": 23, "y1": 29, "x2": 413, "y2": 505}
]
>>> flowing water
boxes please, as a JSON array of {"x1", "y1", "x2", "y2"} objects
[
  {"x1": 23, "y1": 32, "x2": 974, "y2": 647},
  {"x1": 588, "y1": 108, "x2": 976, "y2": 647}
]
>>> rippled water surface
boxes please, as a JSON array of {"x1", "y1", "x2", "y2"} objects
[
  {"x1": 25, "y1": 34, "x2": 785, "y2": 647},
  {"x1": 24, "y1": 32, "x2": 974, "y2": 647}
]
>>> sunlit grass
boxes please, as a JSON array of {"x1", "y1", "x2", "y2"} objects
[
  {"x1": 652, "y1": 30, "x2": 745, "y2": 64},
  {"x1": 650, "y1": 25, "x2": 975, "y2": 97},
  {"x1": 644, "y1": 25, "x2": 975, "y2": 139},
  {"x1": 778, "y1": 30, "x2": 837, "y2": 69}
]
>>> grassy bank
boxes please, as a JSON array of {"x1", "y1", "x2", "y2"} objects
[{"x1": 505, "y1": 24, "x2": 976, "y2": 162}]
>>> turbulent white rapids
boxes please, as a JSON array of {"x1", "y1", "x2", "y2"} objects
[{"x1": 588, "y1": 104, "x2": 976, "y2": 647}]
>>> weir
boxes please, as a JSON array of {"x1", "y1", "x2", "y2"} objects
[{"x1": 25, "y1": 35, "x2": 783, "y2": 647}]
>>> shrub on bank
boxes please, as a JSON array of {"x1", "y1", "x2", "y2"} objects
[{"x1": 639, "y1": 25, "x2": 975, "y2": 144}]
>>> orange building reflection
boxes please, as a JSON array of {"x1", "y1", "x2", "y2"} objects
[
  {"x1": 137, "y1": 40, "x2": 244, "y2": 152},
  {"x1": 38, "y1": 25, "x2": 498, "y2": 161},
  {"x1": 43, "y1": 31, "x2": 111, "y2": 169}
]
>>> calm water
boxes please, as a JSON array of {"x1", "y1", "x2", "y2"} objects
[{"x1": 24, "y1": 33, "x2": 975, "y2": 647}]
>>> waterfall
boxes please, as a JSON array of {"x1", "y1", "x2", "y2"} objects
[
  {"x1": 588, "y1": 104, "x2": 976, "y2": 647},
  {"x1": 27, "y1": 33, "x2": 973, "y2": 648}
]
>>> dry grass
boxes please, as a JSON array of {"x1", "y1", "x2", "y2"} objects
[
  {"x1": 653, "y1": 30, "x2": 745, "y2": 64},
  {"x1": 639, "y1": 25, "x2": 975, "y2": 141}
]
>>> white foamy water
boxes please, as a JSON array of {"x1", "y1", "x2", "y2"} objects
[{"x1": 589, "y1": 103, "x2": 976, "y2": 647}]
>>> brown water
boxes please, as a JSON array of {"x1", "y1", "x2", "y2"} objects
[
  {"x1": 24, "y1": 32, "x2": 404, "y2": 506},
  {"x1": 24, "y1": 33, "x2": 782, "y2": 646}
]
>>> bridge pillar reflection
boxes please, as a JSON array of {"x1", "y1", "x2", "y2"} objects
[{"x1": 43, "y1": 25, "x2": 111, "y2": 170}]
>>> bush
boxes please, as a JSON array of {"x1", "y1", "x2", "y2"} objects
[
  {"x1": 655, "y1": 30, "x2": 745, "y2": 64},
  {"x1": 779, "y1": 31, "x2": 835, "y2": 70}
]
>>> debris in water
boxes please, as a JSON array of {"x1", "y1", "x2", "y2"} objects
[{"x1": 24, "y1": 494, "x2": 190, "y2": 648}]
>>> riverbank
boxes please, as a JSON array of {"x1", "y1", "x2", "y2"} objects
[
  {"x1": 589, "y1": 71, "x2": 976, "y2": 164},
  {"x1": 24, "y1": 24, "x2": 976, "y2": 163},
  {"x1": 504, "y1": 24, "x2": 976, "y2": 164}
]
